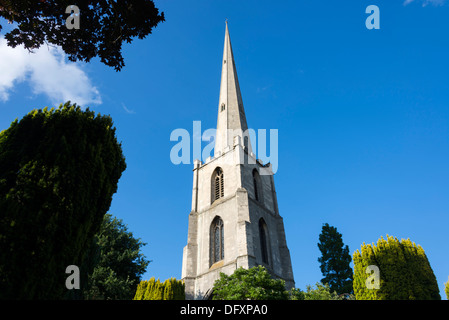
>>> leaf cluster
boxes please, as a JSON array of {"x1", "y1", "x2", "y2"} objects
[
  {"x1": 212, "y1": 266, "x2": 289, "y2": 300},
  {"x1": 290, "y1": 282, "x2": 352, "y2": 300},
  {"x1": 83, "y1": 214, "x2": 150, "y2": 300},
  {"x1": 0, "y1": 0, "x2": 165, "y2": 71}
]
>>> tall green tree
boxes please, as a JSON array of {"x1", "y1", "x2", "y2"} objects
[
  {"x1": 0, "y1": 102, "x2": 126, "y2": 299},
  {"x1": 212, "y1": 266, "x2": 288, "y2": 300},
  {"x1": 353, "y1": 235, "x2": 440, "y2": 300},
  {"x1": 82, "y1": 214, "x2": 150, "y2": 300},
  {"x1": 317, "y1": 223, "x2": 353, "y2": 294},
  {"x1": 0, "y1": 0, "x2": 165, "y2": 71}
]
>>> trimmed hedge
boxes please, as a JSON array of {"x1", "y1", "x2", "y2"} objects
[
  {"x1": 133, "y1": 278, "x2": 185, "y2": 300},
  {"x1": 445, "y1": 277, "x2": 449, "y2": 300},
  {"x1": 0, "y1": 103, "x2": 126, "y2": 299},
  {"x1": 353, "y1": 235, "x2": 440, "y2": 300}
]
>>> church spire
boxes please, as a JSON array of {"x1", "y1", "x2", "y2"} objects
[{"x1": 214, "y1": 22, "x2": 252, "y2": 157}]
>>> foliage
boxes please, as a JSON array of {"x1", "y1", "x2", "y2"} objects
[
  {"x1": 82, "y1": 214, "x2": 150, "y2": 300},
  {"x1": 0, "y1": 102, "x2": 126, "y2": 299},
  {"x1": 290, "y1": 282, "x2": 352, "y2": 300},
  {"x1": 212, "y1": 266, "x2": 289, "y2": 300},
  {"x1": 0, "y1": 0, "x2": 165, "y2": 71},
  {"x1": 353, "y1": 235, "x2": 441, "y2": 300},
  {"x1": 317, "y1": 223, "x2": 353, "y2": 294},
  {"x1": 445, "y1": 277, "x2": 449, "y2": 300},
  {"x1": 133, "y1": 278, "x2": 185, "y2": 300}
]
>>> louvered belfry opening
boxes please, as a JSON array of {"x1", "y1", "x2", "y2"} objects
[{"x1": 213, "y1": 167, "x2": 224, "y2": 202}]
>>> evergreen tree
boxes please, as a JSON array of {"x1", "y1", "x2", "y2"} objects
[
  {"x1": 0, "y1": 103, "x2": 126, "y2": 299},
  {"x1": 134, "y1": 280, "x2": 148, "y2": 300},
  {"x1": 143, "y1": 278, "x2": 156, "y2": 300},
  {"x1": 133, "y1": 278, "x2": 185, "y2": 300},
  {"x1": 317, "y1": 223, "x2": 353, "y2": 294},
  {"x1": 353, "y1": 235, "x2": 440, "y2": 300},
  {"x1": 163, "y1": 279, "x2": 173, "y2": 300},
  {"x1": 445, "y1": 277, "x2": 449, "y2": 300},
  {"x1": 82, "y1": 214, "x2": 150, "y2": 300},
  {"x1": 152, "y1": 280, "x2": 163, "y2": 300}
]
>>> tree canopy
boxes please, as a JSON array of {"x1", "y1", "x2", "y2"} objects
[
  {"x1": 290, "y1": 282, "x2": 352, "y2": 300},
  {"x1": 83, "y1": 214, "x2": 150, "y2": 300},
  {"x1": 212, "y1": 266, "x2": 288, "y2": 300},
  {"x1": 0, "y1": 0, "x2": 165, "y2": 71},
  {"x1": 0, "y1": 102, "x2": 126, "y2": 299}
]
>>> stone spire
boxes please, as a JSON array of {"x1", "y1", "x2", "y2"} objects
[{"x1": 214, "y1": 22, "x2": 252, "y2": 157}]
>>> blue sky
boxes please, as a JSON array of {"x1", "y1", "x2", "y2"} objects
[{"x1": 1, "y1": 0, "x2": 448, "y2": 297}]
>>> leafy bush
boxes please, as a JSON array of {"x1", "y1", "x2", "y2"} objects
[
  {"x1": 290, "y1": 282, "x2": 351, "y2": 300},
  {"x1": 212, "y1": 266, "x2": 288, "y2": 300}
]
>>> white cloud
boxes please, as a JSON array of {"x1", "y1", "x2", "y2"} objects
[
  {"x1": 404, "y1": 0, "x2": 447, "y2": 6},
  {"x1": 0, "y1": 37, "x2": 101, "y2": 106}
]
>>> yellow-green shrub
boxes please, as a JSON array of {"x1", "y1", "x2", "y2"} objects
[
  {"x1": 444, "y1": 277, "x2": 449, "y2": 300},
  {"x1": 133, "y1": 277, "x2": 185, "y2": 300},
  {"x1": 353, "y1": 235, "x2": 440, "y2": 300}
]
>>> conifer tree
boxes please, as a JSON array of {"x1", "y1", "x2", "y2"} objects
[
  {"x1": 82, "y1": 213, "x2": 149, "y2": 299},
  {"x1": 317, "y1": 223, "x2": 353, "y2": 294},
  {"x1": 353, "y1": 235, "x2": 440, "y2": 300},
  {"x1": 133, "y1": 280, "x2": 148, "y2": 300},
  {"x1": 163, "y1": 279, "x2": 173, "y2": 300},
  {"x1": 445, "y1": 277, "x2": 449, "y2": 300},
  {"x1": 152, "y1": 280, "x2": 163, "y2": 300},
  {"x1": 0, "y1": 102, "x2": 126, "y2": 299},
  {"x1": 143, "y1": 278, "x2": 156, "y2": 300},
  {"x1": 134, "y1": 277, "x2": 185, "y2": 300}
]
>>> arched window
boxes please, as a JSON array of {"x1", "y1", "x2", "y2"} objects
[
  {"x1": 212, "y1": 167, "x2": 224, "y2": 203},
  {"x1": 259, "y1": 218, "x2": 269, "y2": 265},
  {"x1": 210, "y1": 216, "x2": 224, "y2": 265},
  {"x1": 253, "y1": 169, "x2": 262, "y2": 203}
]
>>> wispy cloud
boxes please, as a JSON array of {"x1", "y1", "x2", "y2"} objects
[
  {"x1": 121, "y1": 103, "x2": 135, "y2": 114},
  {"x1": 404, "y1": 0, "x2": 447, "y2": 6},
  {"x1": 0, "y1": 37, "x2": 101, "y2": 107}
]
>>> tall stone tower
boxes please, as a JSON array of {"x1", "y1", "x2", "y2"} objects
[{"x1": 181, "y1": 23, "x2": 295, "y2": 300}]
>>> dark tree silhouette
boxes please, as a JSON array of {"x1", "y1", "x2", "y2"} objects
[{"x1": 0, "y1": 0, "x2": 165, "y2": 71}]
